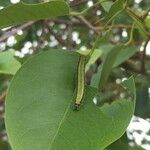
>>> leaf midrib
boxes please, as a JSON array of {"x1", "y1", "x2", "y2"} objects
[{"x1": 48, "y1": 101, "x2": 72, "y2": 150}]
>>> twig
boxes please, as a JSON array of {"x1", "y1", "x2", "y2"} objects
[
  {"x1": 52, "y1": 18, "x2": 134, "y2": 31},
  {"x1": 46, "y1": 24, "x2": 66, "y2": 47},
  {"x1": 133, "y1": 51, "x2": 150, "y2": 61},
  {"x1": 67, "y1": 21, "x2": 74, "y2": 49},
  {"x1": 32, "y1": 21, "x2": 48, "y2": 53},
  {"x1": 96, "y1": 24, "x2": 133, "y2": 30},
  {"x1": 0, "y1": 17, "x2": 135, "y2": 42},
  {"x1": 0, "y1": 91, "x2": 6, "y2": 102},
  {"x1": 141, "y1": 40, "x2": 149, "y2": 73},
  {"x1": 0, "y1": 21, "x2": 35, "y2": 42},
  {"x1": 74, "y1": 16, "x2": 100, "y2": 34},
  {"x1": 70, "y1": 0, "x2": 88, "y2": 7},
  {"x1": 122, "y1": 60, "x2": 150, "y2": 77},
  {"x1": 124, "y1": 23, "x2": 135, "y2": 46},
  {"x1": 141, "y1": 8, "x2": 150, "y2": 19}
]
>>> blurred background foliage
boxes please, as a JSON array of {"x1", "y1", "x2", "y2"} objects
[{"x1": 0, "y1": 0, "x2": 150, "y2": 149}]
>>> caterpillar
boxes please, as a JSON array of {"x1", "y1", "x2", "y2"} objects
[{"x1": 74, "y1": 56, "x2": 86, "y2": 110}]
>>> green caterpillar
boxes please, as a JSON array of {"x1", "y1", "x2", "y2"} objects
[{"x1": 74, "y1": 56, "x2": 86, "y2": 110}]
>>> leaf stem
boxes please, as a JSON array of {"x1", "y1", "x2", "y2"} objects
[{"x1": 124, "y1": 23, "x2": 135, "y2": 46}]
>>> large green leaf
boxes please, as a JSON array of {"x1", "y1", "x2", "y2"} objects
[
  {"x1": 0, "y1": 1, "x2": 69, "y2": 29},
  {"x1": 0, "y1": 51, "x2": 21, "y2": 75},
  {"x1": 5, "y1": 49, "x2": 135, "y2": 150},
  {"x1": 104, "y1": 0, "x2": 125, "y2": 24}
]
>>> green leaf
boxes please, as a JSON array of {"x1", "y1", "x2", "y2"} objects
[
  {"x1": 106, "y1": 134, "x2": 143, "y2": 150},
  {"x1": 135, "y1": 84, "x2": 150, "y2": 118},
  {"x1": 98, "y1": 45, "x2": 123, "y2": 90},
  {"x1": 113, "y1": 46, "x2": 139, "y2": 67},
  {"x1": 0, "y1": 51, "x2": 21, "y2": 75},
  {"x1": 126, "y1": 9, "x2": 150, "y2": 38},
  {"x1": 122, "y1": 76, "x2": 136, "y2": 96},
  {"x1": 0, "y1": 1, "x2": 69, "y2": 29},
  {"x1": 85, "y1": 31, "x2": 111, "y2": 72},
  {"x1": 104, "y1": 0, "x2": 125, "y2": 24},
  {"x1": 85, "y1": 49, "x2": 102, "y2": 72},
  {"x1": 100, "y1": 1, "x2": 114, "y2": 12},
  {"x1": 76, "y1": 48, "x2": 102, "y2": 72},
  {"x1": 91, "y1": 45, "x2": 138, "y2": 89},
  {"x1": 5, "y1": 50, "x2": 135, "y2": 150}
]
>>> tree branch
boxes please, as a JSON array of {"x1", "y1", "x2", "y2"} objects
[
  {"x1": 46, "y1": 24, "x2": 66, "y2": 47},
  {"x1": 74, "y1": 16, "x2": 100, "y2": 34},
  {"x1": 0, "y1": 21, "x2": 35, "y2": 42}
]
